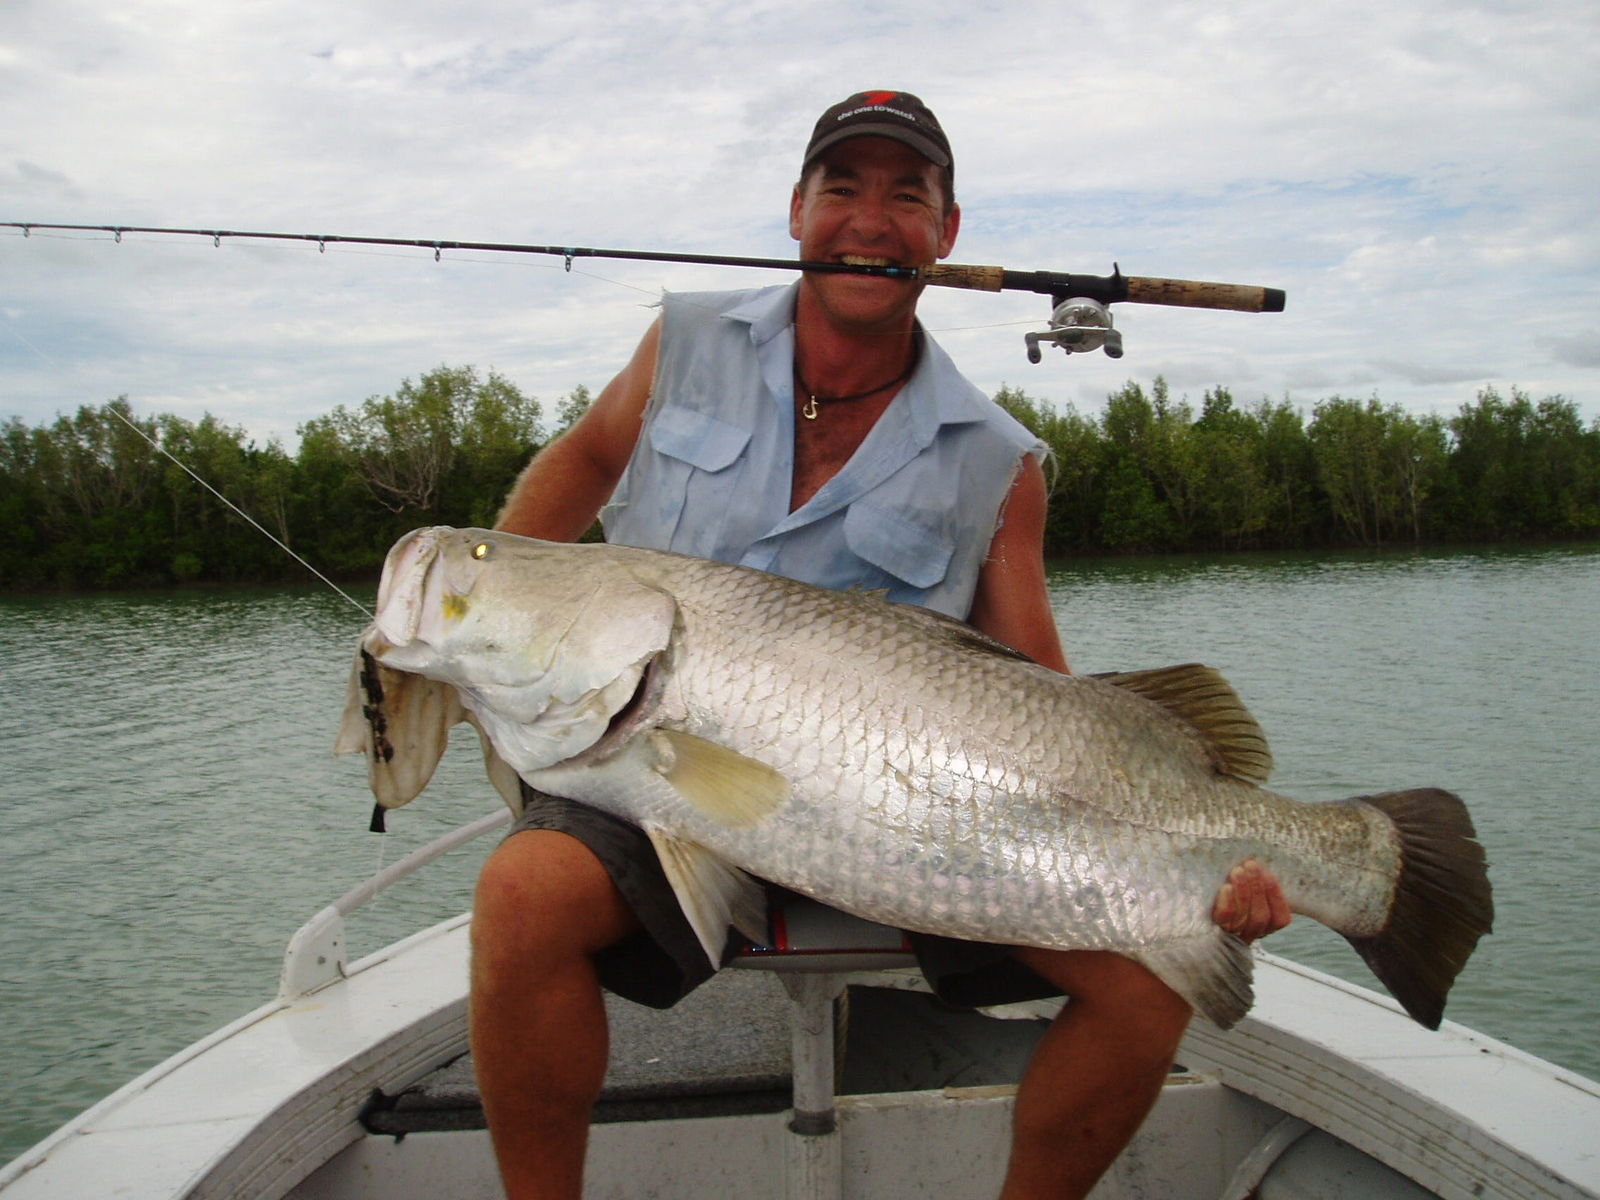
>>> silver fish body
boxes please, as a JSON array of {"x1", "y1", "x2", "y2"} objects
[{"x1": 338, "y1": 527, "x2": 1492, "y2": 1029}]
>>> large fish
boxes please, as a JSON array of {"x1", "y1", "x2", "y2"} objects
[{"x1": 337, "y1": 526, "x2": 1492, "y2": 1029}]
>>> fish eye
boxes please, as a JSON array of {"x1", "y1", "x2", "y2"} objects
[{"x1": 471, "y1": 541, "x2": 491, "y2": 560}]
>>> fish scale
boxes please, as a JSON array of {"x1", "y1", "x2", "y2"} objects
[{"x1": 339, "y1": 526, "x2": 1494, "y2": 1030}]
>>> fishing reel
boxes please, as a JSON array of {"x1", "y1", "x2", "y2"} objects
[{"x1": 1025, "y1": 296, "x2": 1123, "y2": 362}]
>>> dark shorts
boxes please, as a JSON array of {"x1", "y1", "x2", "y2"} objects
[{"x1": 509, "y1": 785, "x2": 1062, "y2": 1011}]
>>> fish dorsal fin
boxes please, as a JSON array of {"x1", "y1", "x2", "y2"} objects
[
  {"x1": 1094, "y1": 664, "x2": 1274, "y2": 784},
  {"x1": 642, "y1": 824, "x2": 769, "y2": 966},
  {"x1": 650, "y1": 731, "x2": 792, "y2": 826}
]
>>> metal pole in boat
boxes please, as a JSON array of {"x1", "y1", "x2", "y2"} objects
[{"x1": 782, "y1": 973, "x2": 847, "y2": 1200}]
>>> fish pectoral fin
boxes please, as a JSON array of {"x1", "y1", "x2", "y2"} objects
[
  {"x1": 650, "y1": 731, "x2": 791, "y2": 827},
  {"x1": 1134, "y1": 932, "x2": 1255, "y2": 1030},
  {"x1": 642, "y1": 825, "x2": 768, "y2": 967},
  {"x1": 1094, "y1": 664, "x2": 1274, "y2": 784}
]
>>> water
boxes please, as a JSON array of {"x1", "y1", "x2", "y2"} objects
[{"x1": 2, "y1": 545, "x2": 1598, "y2": 1164}]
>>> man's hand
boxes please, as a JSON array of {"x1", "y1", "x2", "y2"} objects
[{"x1": 1212, "y1": 859, "x2": 1292, "y2": 942}]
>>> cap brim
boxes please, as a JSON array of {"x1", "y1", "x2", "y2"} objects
[{"x1": 804, "y1": 123, "x2": 950, "y2": 169}]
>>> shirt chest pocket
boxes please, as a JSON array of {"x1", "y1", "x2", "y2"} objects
[
  {"x1": 650, "y1": 404, "x2": 750, "y2": 472},
  {"x1": 842, "y1": 498, "x2": 958, "y2": 595},
  {"x1": 640, "y1": 405, "x2": 755, "y2": 555}
]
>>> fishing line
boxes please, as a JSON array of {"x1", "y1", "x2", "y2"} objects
[
  {"x1": 103, "y1": 406, "x2": 375, "y2": 618},
  {"x1": 2, "y1": 306, "x2": 373, "y2": 618}
]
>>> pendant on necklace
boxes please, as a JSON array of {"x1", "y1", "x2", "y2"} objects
[{"x1": 802, "y1": 395, "x2": 819, "y2": 421}]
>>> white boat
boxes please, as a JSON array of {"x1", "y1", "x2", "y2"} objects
[{"x1": 2, "y1": 808, "x2": 1596, "y2": 1200}]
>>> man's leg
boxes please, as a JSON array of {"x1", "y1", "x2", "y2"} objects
[
  {"x1": 998, "y1": 948, "x2": 1193, "y2": 1200},
  {"x1": 469, "y1": 829, "x2": 643, "y2": 1200}
]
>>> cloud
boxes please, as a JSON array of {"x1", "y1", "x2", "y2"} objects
[
  {"x1": 1545, "y1": 333, "x2": 1600, "y2": 370},
  {"x1": 1368, "y1": 358, "x2": 1502, "y2": 388},
  {"x1": 2, "y1": 0, "x2": 1597, "y2": 446}
]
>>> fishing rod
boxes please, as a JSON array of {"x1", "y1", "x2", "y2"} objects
[{"x1": 3, "y1": 221, "x2": 1286, "y2": 363}]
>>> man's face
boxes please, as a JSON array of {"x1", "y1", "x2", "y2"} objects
[{"x1": 789, "y1": 136, "x2": 960, "y2": 333}]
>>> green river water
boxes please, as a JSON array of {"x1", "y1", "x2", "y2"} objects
[{"x1": 2, "y1": 543, "x2": 1596, "y2": 1164}]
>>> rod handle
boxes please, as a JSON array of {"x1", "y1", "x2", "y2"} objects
[
  {"x1": 925, "y1": 260, "x2": 1286, "y2": 313},
  {"x1": 918, "y1": 263, "x2": 1006, "y2": 291},
  {"x1": 1124, "y1": 275, "x2": 1286, "y2": 313}
]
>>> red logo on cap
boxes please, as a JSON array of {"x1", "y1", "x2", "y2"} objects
[{"x1": 862, "y1": 90, "x2": 899, "y2": 107}]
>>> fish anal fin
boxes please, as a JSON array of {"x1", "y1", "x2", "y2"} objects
[
  {"x1": 643, "y1": 825, "x2": 768, "y2": 967},
  {"x1": 1095, "y1": 664, "x2": 1274, "y2": 785},
  {"x1": 1134, "y1": 931, "x2": 1255, "y2": 1030},
  {"x1": 651, "y1": 731, "x2": 791, "y2": 827}
]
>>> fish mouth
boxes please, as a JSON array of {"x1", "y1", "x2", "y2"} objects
[{"x1": 371, "y1": 529, "x2": 440, "y2": 648}]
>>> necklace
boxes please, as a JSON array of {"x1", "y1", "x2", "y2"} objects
[{"x1": 794, "y1": 334, "x2": 921, "y2": 421}]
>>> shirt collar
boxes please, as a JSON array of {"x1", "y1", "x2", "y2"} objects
[
  {"x1": 723, "y1": 281, "x2": 798, "y2": 348},
  {"x1": 722, "y1": 281, "x2": 985, "y2": 440}
]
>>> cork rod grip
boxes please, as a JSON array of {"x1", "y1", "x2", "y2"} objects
[
  {"x1": 921, "y1": 261, "x2": 1286, "y2": 313},
  {"x1": 1123, "y1": 276, "x2": 1286, "y2": 313},
  {"x1": 917, "y1": 263, "x2": 1006, "y2": 291}
]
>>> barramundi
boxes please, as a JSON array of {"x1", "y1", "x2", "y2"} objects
[{"x1": 337, "y1": 526, "x2": 1492, "y2": 1029}]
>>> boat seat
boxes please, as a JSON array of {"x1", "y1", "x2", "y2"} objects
[
  {"x1": 729, "y1": 895, "x2": 919, "y2": 1149},
  {"x1": 362, "y1": 895, "x2": 1049, "y2": 1174},
  {"x1": 731, "y1": 894, "x2": 917, "y2": 973}
]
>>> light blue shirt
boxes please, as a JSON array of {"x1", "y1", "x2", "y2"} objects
[{"x1": 601, "y1": 283, "x2": 1043, "y2": 620}]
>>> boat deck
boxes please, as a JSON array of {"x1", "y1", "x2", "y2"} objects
[
  {"x1": 362, "y1": 970, "x2": 1052, "y2": 1135},
  {"x1": 7, "y1": 906, "x2": 1598, "y2": 1200}
]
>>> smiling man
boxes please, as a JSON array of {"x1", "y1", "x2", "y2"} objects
[{"x1": 473, "y1": 91, "x2": 1290, "y2": 1199}]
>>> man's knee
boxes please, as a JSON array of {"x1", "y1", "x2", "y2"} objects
[
  {"x1": 1016, "y1": 947, "x2": 1193, "y2": 1044},
  {"x1": 472, "y1": 829, "x2": 640, "y2": 967}
]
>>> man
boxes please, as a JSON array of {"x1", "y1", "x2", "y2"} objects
[{"x1": 472, "y1": 91, "x2": 1290, "y2": 1199}]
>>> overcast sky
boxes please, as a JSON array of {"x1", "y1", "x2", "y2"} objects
[{"x1": 4, "y1": 0, "x2": 1597, "y2": 447}]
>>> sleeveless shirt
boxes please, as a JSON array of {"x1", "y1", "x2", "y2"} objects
[{"x1": 600, "y1": 283, "x2": 1043, "y2": 620}]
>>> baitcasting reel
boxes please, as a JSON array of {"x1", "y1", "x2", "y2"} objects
[{"x1": 1025, "y1": 296, "x2": 1123, "y2": 363}]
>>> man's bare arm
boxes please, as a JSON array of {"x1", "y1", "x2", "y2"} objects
[
  {"x1": 967, "y1": 454, "x2": 1070, "y2": 673},
  {"x1": 495, "y1": 319, "x2": 662, "y2": 540},
  {"x1": 970, "y1": 454, "x2": 1291, "y2": 942}
]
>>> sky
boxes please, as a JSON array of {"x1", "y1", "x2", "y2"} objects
[{"x1": 3, "y1": 0, "x2": 1598, "y2": 448}]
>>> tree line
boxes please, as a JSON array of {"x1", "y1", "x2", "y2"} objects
[
  {"x1": 0, "y1": 366, "x2": 581, "y2": 590},
  {"x1": 2, "y1": 366, "x2": 1595, "y2": 591},
  {"x1": 997, "y1": 380, "x2": 1599, "y2": 554}
]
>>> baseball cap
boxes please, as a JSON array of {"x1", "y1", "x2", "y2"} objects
[{"x1": 802, "y1": 90, "x2": 953, "y2": 177}]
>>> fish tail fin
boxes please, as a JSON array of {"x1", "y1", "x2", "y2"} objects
[{"x1": 1344, "y1": 787, "x2": 1494, "y2": 1029}]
